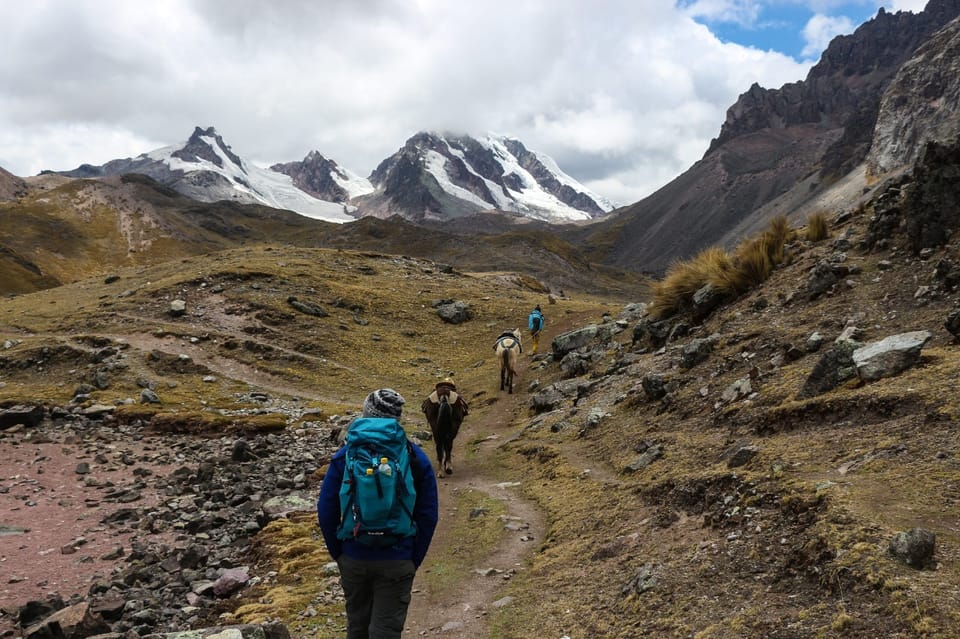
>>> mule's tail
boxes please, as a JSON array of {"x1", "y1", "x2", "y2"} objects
[
  {"x1": 437, "y1": 395, "x2": 453, "y2": 432},
  {"x1": 499, "y1": 345, "x2": 514, "y2": 373}
]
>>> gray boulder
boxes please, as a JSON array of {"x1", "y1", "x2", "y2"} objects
[
  {"x1": 852, "y1": 330, "x2": 932, "y2": 381},
  {"x1": 553, "y1": 324, "x2": 603, "y2": 358},
  {"x1": 287, "y1": 296, "x2": 329, "y2": 318},
  {"x1": 436, "y1": 301, "x2": 473, "y2": 324},
  {"x1": 889, "y1": 528, "x2": 935, "y2": 568},
  {"x1": 798, "y1": 340, "x2": 860, "y2": 398},
  {"x1": 680, "y1": 335, "x2": 718, "y2": 369}
]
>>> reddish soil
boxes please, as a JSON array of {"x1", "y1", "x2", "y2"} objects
[{"x1": 0, "y1": 429, "x2": 175, "y2": 632}]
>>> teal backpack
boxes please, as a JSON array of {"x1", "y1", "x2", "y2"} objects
[{"x1": 337, "y1": 417, "x2": 418, "y2": 546}]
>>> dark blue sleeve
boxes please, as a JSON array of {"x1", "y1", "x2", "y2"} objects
[
  {"x1": 317, "y1": 451, "x2": 345, "y2": 561},
  {"x1": 411, "y1": 445, "x2": 439, "y2": 568}
]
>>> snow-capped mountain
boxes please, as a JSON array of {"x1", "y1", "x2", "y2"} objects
[
  {"x1": 362, "y1": 132, "x2": 616, "y2": 222},
  {"x1": 56, "y1": 127, "x2": 356, "y2": 223},
  {"x1": 270, "y1": 150, "x2": 373, "y2": 203},
  {"x1": 53, "y1": 127, "x2": 614, "y2": 224}
]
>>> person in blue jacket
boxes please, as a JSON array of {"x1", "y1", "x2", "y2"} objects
[
  {"x1": 317, "y1": 388, "x2": 439, "y2": 639},
  {"x1": 528, "y1": 305, "x2": 545, "y2": 354}
]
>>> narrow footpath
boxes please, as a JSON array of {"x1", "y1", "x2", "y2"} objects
[{"x1": 402, "y1": 356, "x2": 544, "y2": 637}]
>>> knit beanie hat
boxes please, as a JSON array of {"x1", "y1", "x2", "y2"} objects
[{"x1": 362, "y1": 388, "x2": 405, "y2": 419}]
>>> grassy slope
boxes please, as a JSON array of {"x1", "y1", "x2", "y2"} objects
[{"x1": 0, "y1": 175, "x2": 647, "y2": 298}]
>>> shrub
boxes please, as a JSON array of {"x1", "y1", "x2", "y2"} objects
[
  {"x1": 806, "y1": 211, "x2": 829, "y2": 241},
  {"x1": 649, "y1": 247, "x2": 732, "y2": 319},
  {"x1": 649, "y1": 216, "x2": 792, "y2": 319},
  {"x1": 767, "y1": 214, "x2": 791, "y2": 247},
  {"x1": 733, "y1": 235, "x2": 774, "y2": 288}
]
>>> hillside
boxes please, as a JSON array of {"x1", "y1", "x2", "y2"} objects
[
  {"x1": 576, "y1": 0, "x2": 960, "y2": 275},
  {"x1": 0, "y1": 173, "x2": 644, "y2": 298},
  {"x1": 3, "y1": 162, "x2": 960, "y2": 636}
]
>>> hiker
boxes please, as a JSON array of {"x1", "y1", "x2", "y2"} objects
[
  {"x1": 317, "y1": 388, "x2": 439, "y2": 639},
  {"x1": 528, "y1": 305, "x2": 545, "y2": 354}
]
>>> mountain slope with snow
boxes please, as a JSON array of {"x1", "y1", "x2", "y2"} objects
[
  {"x1": 361, "y1": 132, "x2": 615, "y2": 222},
  {"x1": 51, "y1": 127, "x2": 614, "y2": 225},
  {"x1": 55, "y1": 127, "x2": 356, "y2": 223}
]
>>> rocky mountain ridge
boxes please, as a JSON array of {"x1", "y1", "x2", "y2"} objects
[
  {"x1": 52, "y1": 127, "x2": 354, "y2": 223},
  {"x1": 45, "y1": 128, "x2": 610, "y2": 225},
  {"x1": 360, "y1": 132, "x2": 614, "y2": 222},
  {"x1": 581, "y1": 0, "x2": 960, "y2": 274}
]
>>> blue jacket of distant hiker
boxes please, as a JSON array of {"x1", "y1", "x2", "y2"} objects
[
  {"x1": 528, "y1": 307, "x2": 544, "y2": 333},
  {"x1": 317, "y1": 439, "x2": 439, "y2": 568}
]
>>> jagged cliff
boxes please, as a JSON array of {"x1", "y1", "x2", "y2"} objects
[{"x1": 574, "y1": 0, "x2": 960, "y2": 274}]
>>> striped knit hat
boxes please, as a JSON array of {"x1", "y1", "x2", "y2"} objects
[{"x1": 362, "y1": 388, "x2": 405, "y2": 419}]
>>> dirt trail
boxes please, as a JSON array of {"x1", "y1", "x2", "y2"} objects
[{"x1": 402, "y1": 354, "x2": 543, "y2": 637}]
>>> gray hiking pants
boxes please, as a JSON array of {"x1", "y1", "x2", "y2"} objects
[{"x1": 338, "y1": 555, "x2": 416, "y2": 639}]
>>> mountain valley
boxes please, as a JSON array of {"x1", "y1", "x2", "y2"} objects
[{"x1": 4, "y1": 2, "x2": 960, "y2": 638}]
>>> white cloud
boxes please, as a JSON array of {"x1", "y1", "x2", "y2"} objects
[
  {"x1": 885, "y1": 0, "x2": 927, "y2": 11},
  {"x1": 801, "y1": 13, "x2": 855, "y2": 59},
  {"x1": 680, "y1": 0, "x2": 763, "y2": 25},
  {"x1": 0, "y1": 0, "x2": 814, "y2": 204}
]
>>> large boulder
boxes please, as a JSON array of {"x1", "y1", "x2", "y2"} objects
[
  {"x1": 24, "y1": 602, "x2": 110, "y2": 639},
  {"x1": 852, "y1": 330, "x2": 932, "y2": 381},
  {"x1": 889, "y1": 528, "x2": 936, "y2": 568},
  {"x1": 436, "y1": 301, "x2": 473, "y2": 324},
  {"x1": 0, "y1": 404, "x2": 44, "y2": 428},
  {"x1": 798, "y1": 340, "x2": 860, "y2": 398},
  {"x1": 552, "y1": 324, "x2": 611, "y2": 358}
]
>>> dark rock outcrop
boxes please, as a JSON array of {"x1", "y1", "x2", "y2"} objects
[{"x1": 271, "y1": 151, "x2": 353, "y2": 202}]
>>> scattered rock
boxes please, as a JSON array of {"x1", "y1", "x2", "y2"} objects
[
  {"x1": 23, "y1": 601, "x2": 110, "y2": 639},
  {"x1": 680, "y1": 335, "x2": 718, "y2": 369},
  {"x1": 622, "y1": 563, "x2": 659, "y2": 596},
  {"x1": 852, "y1": 330, "x2": 932, "y2": 381},
  {"x1": 889, "y1": 528, "x2": 936, "y2": 568},
  {"x1": 722, "y1": 442, "x2": 758, "y2": 468},
  {"x1": 436, "y1": 301, "x2": 473, "y2": 324},
  {"x1": 0, "y1": 405, "x2": 44, "y2": 428},
  {"x1": 287, "y1": 296, "x2": 329, "y2": 318}
]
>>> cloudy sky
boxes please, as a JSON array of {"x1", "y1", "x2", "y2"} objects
[{"x1": 0, "y1": 0, "x2": 928, "y2": 205}]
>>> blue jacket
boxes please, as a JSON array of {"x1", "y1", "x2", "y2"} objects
[
  {"x1": 528, "y1": 309, "x2": 544, "y2": 332},
  {"x1": 317, "y1": 439, "x2": 438, "y2": 567}
]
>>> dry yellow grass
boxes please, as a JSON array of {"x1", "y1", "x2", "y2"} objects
[
  {"x1": 806, "y1": 210, "x2": 830, "y2": 241},
  {"x1": 650, "y1": 217, "x2": 790, "y2": 319}
]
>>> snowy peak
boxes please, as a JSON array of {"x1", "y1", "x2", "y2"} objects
[
  {"x1": 172, "y1": 126, "x2": 244, "y2": 169},
  {"x1": 271, "y1": 150, "x2": 373, "y2": 203},
  {"x1": 367, "y1": 131, "x2": 614, "y2": 222},
  {"x1": 56, "y1": 126, "x2": 355, "y2": 223}
]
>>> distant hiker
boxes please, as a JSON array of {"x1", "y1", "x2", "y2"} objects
[
  {"x1": 317, "y1": 388, "x2": 439, "y2": 639},
  {"x1": 528, "y1": 305, "x2": 545, "y2": 354}
]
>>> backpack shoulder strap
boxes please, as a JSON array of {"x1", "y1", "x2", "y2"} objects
[{"x1": 407, "y1": 440, "x2": 422, "y2": 479}]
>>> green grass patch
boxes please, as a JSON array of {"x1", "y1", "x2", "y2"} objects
[{"x1": 420, "y1": 487, "x2": 508, "y2": 593}]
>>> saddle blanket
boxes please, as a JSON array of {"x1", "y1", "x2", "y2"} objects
[{"x1": 428, "y1": 390, "x2": 460, "y2": 405}]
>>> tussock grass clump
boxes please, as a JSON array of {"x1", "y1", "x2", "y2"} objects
[
  {"x1": 806, "y1": 211, "x2": 829, "y2": 241},
  {"x1": 649, "y1": 247, "x2": 734, "y2": 318},
  {"x1": 650, "y1": 217, "x2": 791, "y2": 319}
]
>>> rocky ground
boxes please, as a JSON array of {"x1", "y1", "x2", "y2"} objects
[{"x1": 0, "y1": 397, "x2": 344, "y2": 638}]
